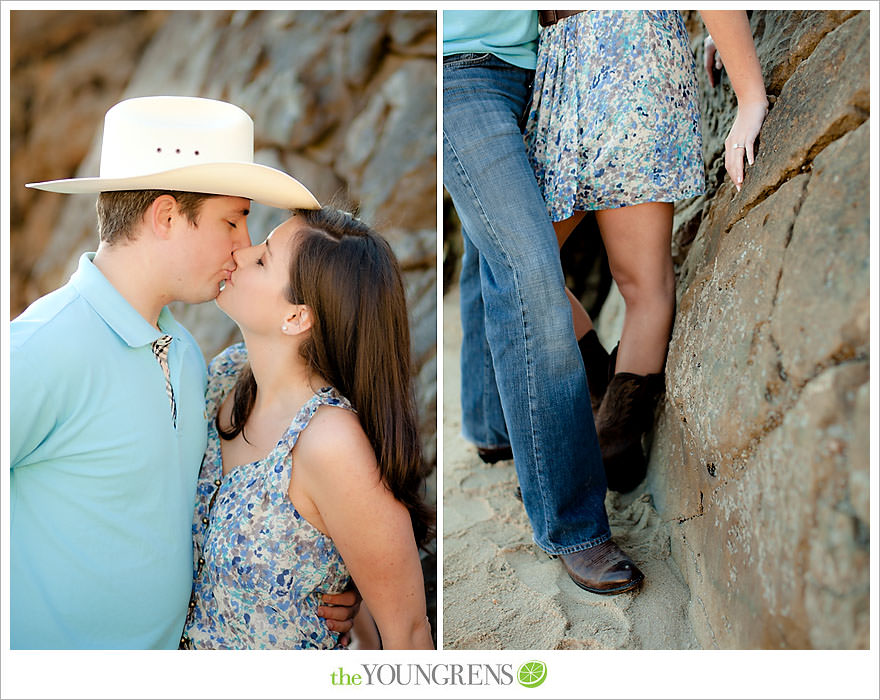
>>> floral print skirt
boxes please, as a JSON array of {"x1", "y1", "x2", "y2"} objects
[{"x1": 524, "y1": 10, "x2": 705, "y2": 220}]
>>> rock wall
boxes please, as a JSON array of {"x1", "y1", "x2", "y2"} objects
[{"x1": 645, "y1": 10, "x2": 869, "y2": 649}]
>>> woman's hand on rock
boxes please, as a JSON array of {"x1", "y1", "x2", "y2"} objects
[{"x1": 724, "y1": 99, "x2": 769, "y2": 192}]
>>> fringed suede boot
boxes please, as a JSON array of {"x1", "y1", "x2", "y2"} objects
[
  {"x1": 577, "y1": 330, "x2": 611, "y2": 413},
  {"x1": 596, "y1": 368, "x2": 664, "y2": 493}
]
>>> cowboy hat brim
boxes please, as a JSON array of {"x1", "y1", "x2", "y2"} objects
[{"x1": 26, "y1": 161, "x2": 320, "y2": 211}]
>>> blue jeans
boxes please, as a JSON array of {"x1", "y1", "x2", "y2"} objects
[{"x1": 443, "y1": 53, "x2": 611, "y2": 554}]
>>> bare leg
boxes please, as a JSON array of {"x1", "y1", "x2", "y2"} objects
[
  {"x1": 595, "y1": 202, "x2": 675, "y2": 375},
  {"x1": 565, "y1": 287, "x2": 593, "y2": 338},
  {"x1": 553, "y1": 212, "x2": 592, "y2": 338}
]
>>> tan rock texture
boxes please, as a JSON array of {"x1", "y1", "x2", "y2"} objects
[
  {"x1": 645, "y1": 10, "x2": 869, "y2": 649},
  {"x1": 10, "y1": 9, "x2": 437, "y2": 632}
]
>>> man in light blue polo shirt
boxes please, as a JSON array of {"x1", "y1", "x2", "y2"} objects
[
  {"x1": 11, "y1": 248, "x2": 211, "y2": 649},
  {"x1": 443, "y1": 12, "x2": 645, "y2": 595},
  {"x1": 10, "y1": 96, "x2": 358, "y2": 649}
]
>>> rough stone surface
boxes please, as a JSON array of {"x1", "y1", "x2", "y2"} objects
[
  {"x1": 732, "y1": 12, "x2": 868, "y2": 223},
  {"x1": 642, "y1": 10, "x2": 869, "y2": 649},
  {"x1": 337, "y1": 59, "x2": 437, "y2": 231},
  {"x1": 10, "y1": 10, "x2": 169, "y2": 315},
  {"x1": 771, "y1": 121, "x2": 870, "y2": 385},
  {"x1": 673, "y1": 362, "x2": 868, "y2": 649},
  {"x1": 668, "y1": 174, "x2": 809, "y2": 465},
  {"x1": 750, "y1": 10, "x2": 862, "y2": 95},
  {"x1": 675, "y1": 10, "x2": 865, "y2": 266}
]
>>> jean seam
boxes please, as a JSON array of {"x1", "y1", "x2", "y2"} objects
[
  {"x1": 481, "y1": 308, "x2": 498, "y2": 446},
  {"x1": 520, "y1": 280, "x2": 555, "y2": 546},
  {"x1": 445, "y1": 124, "x2": 555, "y2": 544}
]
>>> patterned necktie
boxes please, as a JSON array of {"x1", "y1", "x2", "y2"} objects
[{"x1": 151, "y1": 334, "x2": 177, "y2": 429}]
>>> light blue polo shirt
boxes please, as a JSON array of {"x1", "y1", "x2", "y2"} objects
[
  {"x1": 443, "y1": 10, "x2": 539, "y2": 70},
  {"x1": 10, "y1": 253, "x2": 208, "y2": 649}
]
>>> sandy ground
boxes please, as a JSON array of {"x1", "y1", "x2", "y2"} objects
[{"x1": 442, "y1": 288, "x2": 699, "y2": 650}]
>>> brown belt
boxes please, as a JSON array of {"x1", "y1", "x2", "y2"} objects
[{"x1": 538, "y1": 10, "x2": 585, "y2": 27}]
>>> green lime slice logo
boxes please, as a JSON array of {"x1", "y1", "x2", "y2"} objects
[{"x1": 517, "y1": 660, "x2": 547, "y2": 688}]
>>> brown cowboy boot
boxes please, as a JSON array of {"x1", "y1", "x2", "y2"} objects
[
  {"x1": 577, "y1": 329, "x2": 611, "y2": 413},
  {"x1": 596, "y1": 369, "x2": 664, "y2": 493},
  {"x1": 558, "y1": 538, "x2": 644, "y2": 594}
]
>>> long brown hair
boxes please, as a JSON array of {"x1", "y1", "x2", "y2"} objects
[{"x1": 218, "y1": 207, "x2": 433, "y2": 549}]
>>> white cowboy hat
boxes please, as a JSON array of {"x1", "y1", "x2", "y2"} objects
[{"x1": 26, "y1": 95, "x2": 320, "y2": 210}]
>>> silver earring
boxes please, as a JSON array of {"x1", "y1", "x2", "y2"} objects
[{"x1": 282, "y1": 324, "x2": 288, "y2": 332}]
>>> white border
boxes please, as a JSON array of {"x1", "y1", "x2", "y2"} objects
[
  {"x1": 2, "y1": 3, "x2": 878, "y2": 699},
  {"x1": 435, "y1": 6, "x2": 445, "y2": 654}
]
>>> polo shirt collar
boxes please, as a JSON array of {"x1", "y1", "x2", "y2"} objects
[{"x1": 70, "y1": 252, "x2": 182, "y2": 348}]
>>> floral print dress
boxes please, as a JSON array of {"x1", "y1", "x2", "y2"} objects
[
  {"x1": 182, "y1": 343, "x2": 351, "y2": 649},
  {"x1": 524, "y1": 10, "x2": 705, "y2": 219}
]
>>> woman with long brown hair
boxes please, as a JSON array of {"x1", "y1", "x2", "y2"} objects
[{"x1": 181, "y1": 206, "x2": 434, "y2": 649}]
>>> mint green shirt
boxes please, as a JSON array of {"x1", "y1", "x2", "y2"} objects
[
  {"x1": 443, "y1": 10, "x2": 538, "y2": 70},
  {"x1": 10, "y1": 253, "x2": 208, "y2": 649}
]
